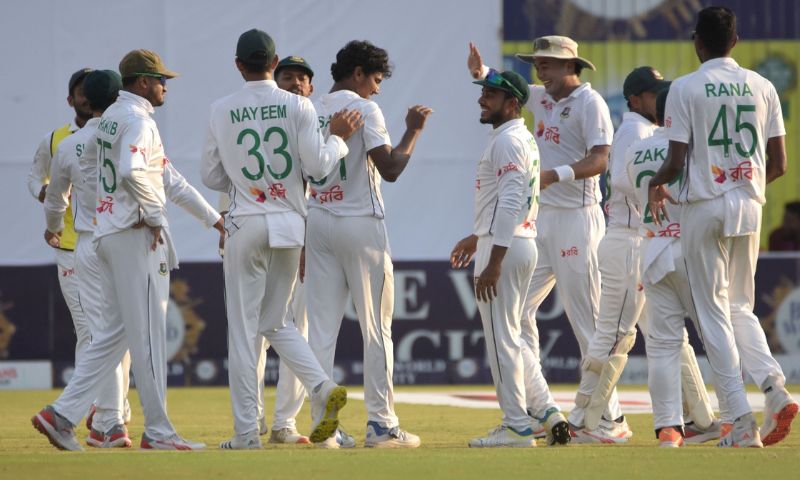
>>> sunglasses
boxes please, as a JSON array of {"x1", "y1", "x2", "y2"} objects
[
  {"x1": 533, "y1": 38, "x2": 551, "y2": 52},
  {"x1": 136, "y1": 72, "x2": 167, "y2": 86},
  {"x1": 485, "y1": 68, "x2": 525, "y2": 101}
]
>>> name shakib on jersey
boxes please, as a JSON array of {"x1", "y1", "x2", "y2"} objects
[
  {"x1": 229, "y1": 105, "x2": 287, "y2": 124},
  {"x1": 704, "y1": 82, "x2": 753, "y2": 98},
  {"x1": 98, "y1": 118, "x2": 118, "y2": 135}
]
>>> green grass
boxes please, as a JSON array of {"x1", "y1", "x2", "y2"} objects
[{"x1": 1, "y1": 386, "x2": 798, "y2": 480}]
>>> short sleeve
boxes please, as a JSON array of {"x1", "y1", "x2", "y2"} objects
[
  {"x1": 362, "y1": 102, "x2": 392, "y2": 151},
  {"x1": 665, "y1": 80, "x2": 691, "y2": 143},
  {"x1": 765, "y1": 81, "x2": 786, "y2": 139},
  {"x1": 581, "y1": 93, "x2": 614, "y2": 148}
]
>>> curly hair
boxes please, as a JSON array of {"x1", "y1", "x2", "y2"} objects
[{"x1": 330, "y1": 40, "x2": 393, "y2": 82}]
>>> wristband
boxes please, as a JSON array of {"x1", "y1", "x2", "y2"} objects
[{"x1": 554, "y1": 165, "x2": 575, "y2": 182}]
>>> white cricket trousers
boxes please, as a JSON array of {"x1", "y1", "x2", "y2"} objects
[
  {"x1": 74, "y1": 233, "x2": 130, "y2": 432},
  {"x1": 572, "y1": 228, "x2": 645, "y2": 425},
  {"x1": 644, "y1": 241, "x2": 697, "y2": 429},
  {"x1": 53, "y1": 228, "x2": 177, "y2": 440},
  {"x1": 256, "y1": 281, "x2": 308, "y2": 431},
  {"x1": 224, "y1": 214, "x2": 328, "y2": 436},
  {"x1": 680, "y1": 196, "x2": 752, "y2": 421},
  {"x1": 306, "y1": 208, "x2": 398, "y2": 428},
  {"x1": 522, "y1": 204, "x2": 622, "y2": 425},
  {"x1": 54, "y1": 248, "x2": 89, "y2": 365},
  {"x1": 476, "y1": 236, "x2": 540, "y2": 431}
]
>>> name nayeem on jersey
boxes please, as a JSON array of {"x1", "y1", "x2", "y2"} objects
[{"x1": 229, "y1": 104, "x2": 287, "y2": 124}]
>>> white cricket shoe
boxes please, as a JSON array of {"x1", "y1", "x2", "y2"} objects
[
  {"x1": 219, "y1": 429, "x2": 262, "y2": 450},
  {"x1": 540, "y1": 408, "x2": 570, "y2": 446},
  {"x1": 717, "y1": 413, "x2": 763, "y2": 448},
  {"x1": 468, "y1": 425, "x2": 536, "y2": 448},
  {"x1": 269, "y1": 427, "x2": 310, "y2": 444},
  {"x1": 141, "y1": 432, "x2": 206, "y2": 450},
  {"x1": 309, "y1": 380, "x2": 347, "y2": 443},
  {"x1": 602, "y1": 416, "x2": 633, "y2": 439},
  {"x1": 684, "y1": 420, "x2": 721, "y2": 444},
  {"x1": 32, "y1": 405, "x2": 83, "y2": 451},
  {"x1": 365, "y1": 421, "x2": 421, "y2": 448},
  {"x1": 569, "y1": 421, "x2": 629, "y2": 444},
  {"x1": 318, "y1": 428, "x2": 357, "y2": 449},
  {"x1": 760, "y1": 383, "x2": 798, "y2": 446}
]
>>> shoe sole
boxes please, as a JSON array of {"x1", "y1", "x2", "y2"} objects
[
  {"x1": 87, "y1": 436, "x2": 132, "y2": 448},
  {"x1": 684, "y1": 431, "x2": 721, "y2": 444},
  {"x1": 548, "y1": 420, "x2": 571, "y2": 445},
  {"x1": 366, "y1": 439, "x2": 422, "y2": 449},
  {"x1": 310, "y1": 386, "x2": 347, "y2": 443},
  {"x1": 762, "y1": 402, "x2": 799, "y2": 447},
  {"x1": 570, "y1": 430, "x2": 628, "y2": 445},
  {"x1": 32, "y1": 414, "x2": 81, "y2": 451}
]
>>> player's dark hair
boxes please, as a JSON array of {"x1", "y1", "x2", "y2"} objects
[
  {"x1": 330, "y1": 40, "x2": 393, "y2": 82},
  {"x1": 786, "y1": 201, "x2": 800, "y2": 218},
  {"x1": 240, "y1": 59, "x2": 270, "y2": 74},
  {"x1": 122, "y1": 76, "x2": 138, "y2": 88},
  {"x1": 573, "y1": 62, "x2": 584, "y2": 77},
  {"x1": 695, "y1": 6, "x2": 737, "y2": 57},
  {"x1": 88, "y1": 94, "x2": 118, "y2": 112},
  {"x1": 503, "y1": 91, "x2": 523, "y2": 115}
]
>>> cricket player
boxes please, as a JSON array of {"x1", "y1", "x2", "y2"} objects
[
  {"x1": 253, "y1": 55, "x2": 316, "y2": 446},
  {"x1": 469, "y1": 37, "x2": 627, "y2": 441},
  {"x1": 30, "y1": 68, "x2": 93, "y2": 367},
  {"x1": 649, "y1": 6, "x2": 795, "y2": 447},
  {"x1": 43, "y1": 70, "x2": 134, "y2": 448},
  {"x1": 576, "y1": 68, "x2": 717, "y2": 442},
  {"x1": 33, "y1": 49, "x2": 221, "y2": 451},
  {"x1": 305, "y1": 40, "x2": 431, "y2": 448},
  {"x1": 450, "y1": 69, "x2": 568, "y2": 447},
  {"x1": 200, "y1": 29, "x2": 362, "y2": 450}
]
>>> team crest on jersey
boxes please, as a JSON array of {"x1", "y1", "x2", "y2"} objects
[
  {"x1": 560, "y1": 107, "x2": 571, "y2": 119},
  {"x1": 711, "y1": 165, "x2": 727, "y2": 184},
  {"x1": 159, "y1": 262, "x2": 168, "y2": 276}
]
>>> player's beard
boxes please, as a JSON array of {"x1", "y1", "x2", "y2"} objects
[
  {"x1": 74, "y1": 103, "x2": 93, "y2": 122},
  {"x1": 479, "y1": 108, "x2": 504, "y2": 126}
]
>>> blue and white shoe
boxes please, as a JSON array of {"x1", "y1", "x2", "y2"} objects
[{"x1": 365, "y1": 421, "x2": 420, "y2": 448}]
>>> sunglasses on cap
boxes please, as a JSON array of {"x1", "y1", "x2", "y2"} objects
[
  {"x1": 533, "y1": 38, "x2": 551, "y2": 52},
  {"x1": 485, "y1": 68, "x2": 525, "y2": 101},
  {"x1": 136, "y1": 72, "x2": 168, "y2": 86}
]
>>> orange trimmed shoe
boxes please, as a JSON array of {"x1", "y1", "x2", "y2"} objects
[
  {"x1": 760, "y1": 385, "x2": 799, "y2": 447},
  {"x1": 658, "y1": 427, "x2": 684, "y2": 448}
]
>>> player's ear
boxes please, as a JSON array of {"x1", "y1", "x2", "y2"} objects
[
  {"x1": 309, "y1": 83, "x2": 314, "y2": 95},
  {"x1": 67, "y1": 95, "x2": 75, "y2": 107},
  {"x1": 354, "y1": 66, "x2": 364, "y2": 82}
]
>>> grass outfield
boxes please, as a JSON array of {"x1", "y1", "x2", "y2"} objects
[{"x1": 1, "y1": 386, "x2": 799, "y2": 480}]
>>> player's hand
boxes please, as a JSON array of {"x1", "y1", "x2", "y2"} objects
[
  {"x1": 329, "y1": 109, "x2": 364, "y2": 141},
  {"x1": 468, "y1": 42, "x2": 484, "y2": 79},
  {"x1": 540, "y1": 169, "x2": 558, "y2": 190},
  {"x1": 44, "y1": 229, "x2": 61, "y2": 248},
  {"x1": 148, "y1": 225, "x2": 163, "y2": 251},
  {"x1": 648, "y1": 184, "x2": 677, "y2": 227},
  {"x1": 450, "y1": 234, "x2": 478, "y2": 269},
  {"x1": 298, "y1": 246, "x2": 306, "y2": 283},
  {"x1": 475, "y1": 261, "x2": 501, "y2": 303},
  {"x1": 38, "y1": 184, "x2": 48, "y2": 203},
  {"x1": 406, "y1": 105, "x2": 433, "y2": 131}
]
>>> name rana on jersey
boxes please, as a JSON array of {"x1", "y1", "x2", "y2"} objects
[
  {"x1": 230, "y1": 105, "x2": 287, "y2": 124},
  {"x1": 98, "y1": 118, "x2": 118, "y2": 135},
  {"x1": 704, "y1": 82, "x2": 753, "y2": 98}
]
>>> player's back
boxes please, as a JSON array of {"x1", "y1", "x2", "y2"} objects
[
  {"x1": 208, "y1": 81, "x2": 310, "y2": 217},
  {"x1": 666, "y1": 58, "x2": 784, "y2": 204},
  {"x1": 626, "y1": 128, "x2": 681, "y2": 239},
  {"x1": 311, "y1": 90, "x2": 390, "y2": 218},
  {"x1": 94, "y1": 92, "x2": 167, "y2": 238},
  {"x1": 606, "y1": 112, "x2": 656, "y2": 229}
]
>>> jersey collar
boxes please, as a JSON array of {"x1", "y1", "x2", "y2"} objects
[
  {"x1": 544, "y1": 82, "x2": 591, "y2": 104},
  {"x1": 700, "y1": 57, "x2": 739, "y2": 71},
  {"x1": 244, "y1": 79, "x2": 277, "y2": 89},
  {"x1": 492, "y1": 118, "x2": 525, "y2": 136},
  {"x1": 118, "y1": 90, "x2": 155, "y2": 114}
]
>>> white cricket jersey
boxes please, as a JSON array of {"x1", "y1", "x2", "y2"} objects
[
  {"x1": 309, "y1": 90, "x2": 392, "y2": 218},
  {"x1": 606, "y1": 112, "x2": 657, "y2": 229},
  {"x1": 44, "y1": 118, "x2": 100, "y2": 234},
  {"x1": 201, "y1": 80, "x2": 347, "y2": 226},
  {"x1": 525, "y1": 83, "x2": 614, "y2": 208},
  {"x1": 626, "y1": 128, "x2": 682, "y2": 240},
  {"x1": 665, "y1": 57, "x2": 785, "y2": 204},
  {"x1": 473, "y1": 118, "x2": 540, "y2": 247},
  {"x1": 28, "y1": 119, "x2": 80, "y2": 199}
]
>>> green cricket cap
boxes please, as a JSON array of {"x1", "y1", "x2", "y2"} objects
[
  {"x1": 83, "y1": 70, "x2": 122, "y2": 107},
  {"x1": 119, "y1": 49, "x2": 178, "y2": 79},
  {"x1": 68, "y1": 68, "x2": 93, "y2": 95},
  {"x1": 473, "y1": 69, "x2": 530, "y2": 105},
  {"x1": 623, "y1": 66, "x2": 670, "y2": 100},
  {"x1": 236, "y1": 29, "x2": 275, "y2": 65},
  {"x1": 275, "y1": 56, "x2": 314, "y2": 79}
]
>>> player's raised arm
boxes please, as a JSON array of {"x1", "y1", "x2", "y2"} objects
[{"x1": 368, "y1": 105, "x2": 432, "y2": 182}]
